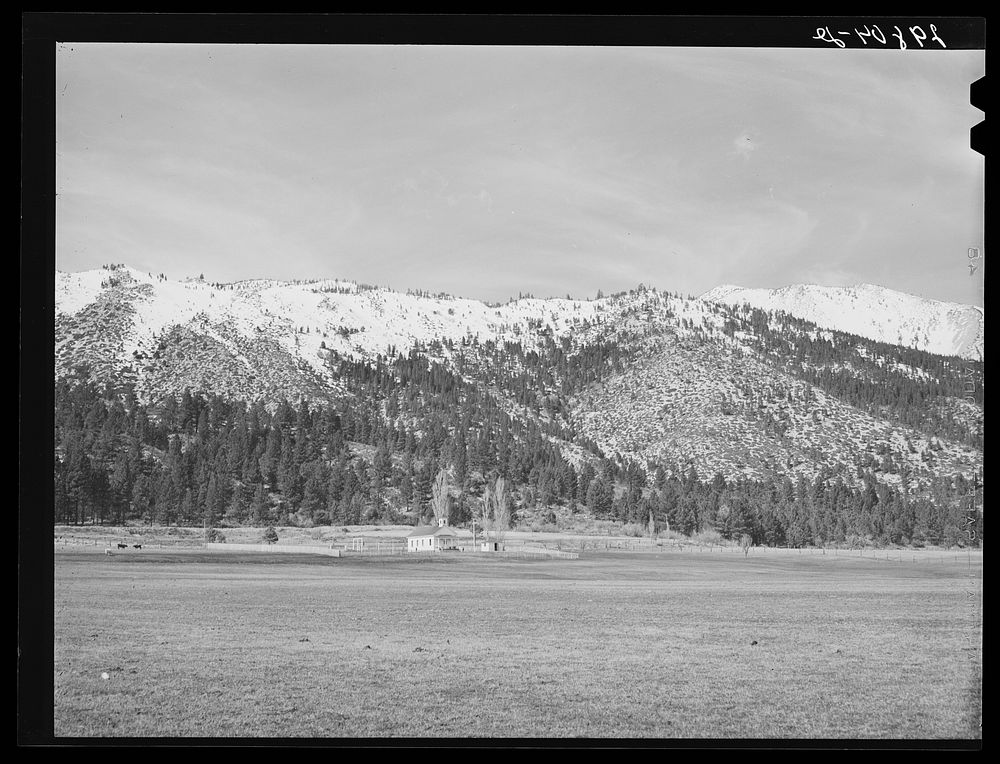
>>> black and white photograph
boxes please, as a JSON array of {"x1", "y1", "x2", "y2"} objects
[{"x1": 24, "y1": 14, "x2": 983, "y2": 746}]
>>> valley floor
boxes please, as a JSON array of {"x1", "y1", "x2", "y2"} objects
[{"x1": 51, "y1": 544, "x2": 982, "y2": 740}]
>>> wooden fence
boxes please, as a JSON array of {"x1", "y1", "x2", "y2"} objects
[
  {"x1": 335, "y1": 542, "x2": 579, "y2": 560},
  {"x1": 205, "y1": 542, "x2": 341, "y2": 556}
]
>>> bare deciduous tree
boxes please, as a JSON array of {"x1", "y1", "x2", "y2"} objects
[
  {"x1": 740, "y1": 533, "x2": 752, "y2": 557},
  {"x1": 480, "y1": 482, "x2": 492, "y2": 543},
  {"x1": 492, "y1": 476, "x2": 510, "y2": 549},
  {"x1": 432, "y1": 469, "x2": 450, "y2": 525}
]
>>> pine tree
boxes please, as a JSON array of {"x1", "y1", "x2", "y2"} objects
[
  {"x1": 251, "y1": 483, "x2": 268, "y2": 525},
  {"x1": 180, "y1": 487, "x2": 196, "y2": 525},
  {"x1": 156, "y1": 471, "x2": 181, "y2": 526},
  {"x1": 108, "y1": 452, "x2": 133, "y2": 525},
  {"x1": 224, "y1": 483, "x2": 248, "y2": 526},
  {"x1": 277, "y1": 428, "x2": 302, "y2": 508},
  {"x1": 204, "y1": 473, "x2": 220, "y2": 530},
  {"x1": 132, "y1": 474, "x2": 154, "y2": 526}
]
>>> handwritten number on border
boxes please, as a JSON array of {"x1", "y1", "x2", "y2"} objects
[
  {"x1": 815, "y1": 22, "x2": 945, "y2": 48},
  {"x1": 813, "y1": 27, "x2": 846, "y2": 48}
]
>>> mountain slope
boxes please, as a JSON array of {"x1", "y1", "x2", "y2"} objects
[
  {"x1": 55, "y1": 266, "x2": 983, "y2": 496},
  {"x1": 570, "y1": 328, "x2": 980, "y2": 496},
  {"x1": 699, "y1": 283, "x2": 984, "y2": 361}
]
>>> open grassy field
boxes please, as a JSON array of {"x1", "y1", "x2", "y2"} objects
[{"x1": 53, "y1": 546, "x2": 982, "y2": 740}]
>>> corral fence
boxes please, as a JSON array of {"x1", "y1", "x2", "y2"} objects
[
  {"x1": 497, "y1": 548, "x2": 580, "y2": 560},
  {"x1": 205, "y1": 542, "x2": 341, "y2": 557},
  {"x1": 581, "y1": 540, "x2": 981, "y2": 564},
  {"x1": 511, "y1": 536, "x2": 981, "y2": 565},
  {"x1": 334, "y1": 539, "x2": 580, "y2": 560},
  {"x1": 53, "y1": 536, "x2": 202, "y2": 550},
  {"x1": 53, "y1": 537, "x2": 345, "y2": 556},
  {"x1": 342, "y1": 537, "x2": 407, "y2": 555},
  {"x1": 738, "y1": 545, "x2": 983, "y2": 564}
]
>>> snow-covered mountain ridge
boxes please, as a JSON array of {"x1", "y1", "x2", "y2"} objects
[
  {"x1": 699, "y1": 283, "x2": 983, "y2": 361},
  {"x1": 55, "y1": 266, "x2": 719, "y2": 394}
]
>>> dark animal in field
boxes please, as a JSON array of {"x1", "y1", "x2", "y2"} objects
[
  {"x1": 133, "y1": 544, "x2": 142, "y2": 549},
  {"x1": 117, "y1": 543, "x2": 127, "y2": 549}
]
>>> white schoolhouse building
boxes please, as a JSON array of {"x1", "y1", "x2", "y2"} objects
[{"x1": 407, "y1": 517, "x2": 464, "y2": 552}]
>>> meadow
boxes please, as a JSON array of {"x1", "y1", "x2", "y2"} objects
[{"x1": 53, "y1": 545, "x2": 982, "y2": 740}]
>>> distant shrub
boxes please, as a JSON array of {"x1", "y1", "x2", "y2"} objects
[
  {"x1": 290, "y1": 512, "x2": 314, "y2": 528},
  {"x1": 691, "y1": 529, "x2": 724, "y2": 546},
  {"x1": 206, "y1": 528, "x2": 226, "y2": 543},
  {"x1": 622, "y1": 523, "x2": 646, "y2": 538},
  {"x1": 529, "y1": 522, "x2": 560, "y2": 534},
  {"x1": 845, "y1": 533, "x2": 872, "y2": 549},
  {"x1": 657, "y1": 528, "x2": 686, "y2": 541},
  {"x1": 262, "y1": 526, "x2": 279, "y2": 545}
]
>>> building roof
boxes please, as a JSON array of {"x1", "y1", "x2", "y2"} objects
[{"x1": 407, "y1": 525, "x2": 462, "y2": 539}]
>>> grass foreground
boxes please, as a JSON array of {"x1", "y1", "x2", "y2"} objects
[{"x1": 53, "y1": 544, "x2": 982, "y2": 740}]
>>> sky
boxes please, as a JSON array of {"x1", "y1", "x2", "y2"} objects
[{"x1": 55, "y1": 43, "x2": 985, "y2": 306}]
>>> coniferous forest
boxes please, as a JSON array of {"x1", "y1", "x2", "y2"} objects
[{"x1": 54, "y1": 339, "x2": 983, "y2": 548}]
